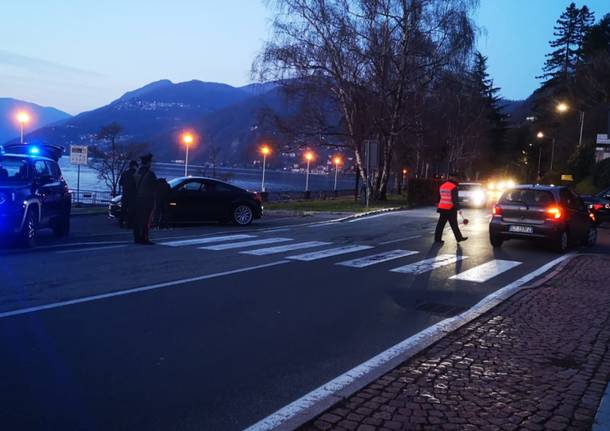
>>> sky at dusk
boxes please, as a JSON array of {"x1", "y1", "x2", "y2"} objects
[{"x1": 0, "y1": 0, "x2": 608, "y2": 114}]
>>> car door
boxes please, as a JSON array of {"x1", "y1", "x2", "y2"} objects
[
  {"x1": 561, "y1": 189, "x2": 587, "y2": 239},
  {"x1": 170, "y1": 180, "x2": 205, "y2": 222},
  {"x1": 204, "y1": 180, "x2": 236, "y2": 220},
  {"x1": 33, "y1": 160, "x2": 56, "y2": 224}
]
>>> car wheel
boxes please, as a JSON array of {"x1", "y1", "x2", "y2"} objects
[
  {"x1": 19, "y1": 210, "x2": 37, "y2": 248},
  {"x1": 583, "y1": 226, "x2": 597, "y2": 247},
  {"x1": 490, "y1": 234, "x2": 503, "y2": 247},
  {"x1": 232, "y1": 204, "x2": 253, "y2": 226},
  {"x1": 53, "y1": 212, "x2": 71, "y2": 237},
  {"x1": 554, "y1": 230, "x2": 569, "y2": 253}
]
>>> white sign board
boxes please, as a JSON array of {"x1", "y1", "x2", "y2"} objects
[
  {"x1": 597, "y1": 134, "x2": 610, "y2": 145},
  {"x1": 70, "y1": 145, "x2": 88, "y2": 165}
]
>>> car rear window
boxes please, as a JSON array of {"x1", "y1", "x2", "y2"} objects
[
  {"x1": 0, "y1": 156, "x2": 30, "y2": 182},
  {"x1": 500, "y1": 189, "x2": 555, "y2": 206}
]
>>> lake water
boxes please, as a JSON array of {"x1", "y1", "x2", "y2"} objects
[{"x1": 59, "y1": 160, "x2": 357, "y2": 194}]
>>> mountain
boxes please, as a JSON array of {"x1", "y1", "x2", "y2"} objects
[
  {"x1": 16, "y1": 79, "x2": 254, "y2": 159},
  {"x1": 0, "y1": 98, "x2": 71, "y2": 144},
  {"x1": 15, "y1": 79, "x2": 303, "y2": 163},
  {"x1": 500, "y1": 97, "x2": 534, "y2": 125}
]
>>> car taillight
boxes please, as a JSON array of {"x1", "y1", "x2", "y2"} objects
[
  {"x1": 492, "y1": 205, "x2": 502, "y2": 216},
  {"x1": 252, "y1": 192, "x2": 262, "y2": 203},
  {"x1": 593, "y1": 203, "x2": 603, "y2": 211},
  {"x1": 546, "y1": 206, "x2": 562, "y2": 220}
]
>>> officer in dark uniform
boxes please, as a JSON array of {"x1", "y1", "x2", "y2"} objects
[
  {"x1": 434, "y1": 173, "x2": 468, "y2": 244},
  {"x1": 132, "y1": 154, "x2": 157, "y2": 244},
  {"x1": 119, "y1": 160, "x2": 138, "y2": 228}
]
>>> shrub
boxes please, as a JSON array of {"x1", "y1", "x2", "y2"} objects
[{"x1": 593, "y1": 158, "x2": 610, "y2": 189}]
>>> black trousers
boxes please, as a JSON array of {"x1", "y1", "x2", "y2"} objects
[
  {"x1": 133, "y1": 203, "x2": 154, "y2": 243},
  {"x1": 435, "y1": 209, "x2": 464, "y2": 241}
]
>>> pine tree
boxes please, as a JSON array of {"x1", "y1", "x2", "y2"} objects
[{"x1": 539, "y1": 3, "x2": 594, "y2": 84}]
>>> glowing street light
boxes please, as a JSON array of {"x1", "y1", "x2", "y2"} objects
[
  {"x1": 556, "y1": 101, "x2": 585, "y2": 150},
  {"x1": 556, "y1": 102, "x2": 569, "y2": 113},
  {"x1": 536, "y1": 131, "x2": 544, "y2": 139},
  {"x1": 16, "y1": 111, "x2": 30, "y2": 144},
  {"x1": 181, "y1": 132, "x2": 194, "y2": 176},
  {"x1": 304, "y1": 150, "x2": 315, "y2": 192},
  {"x1": 332, "y1": 156, "x2": 342, "y2": 192},
  {"x1": 536, "y1": 130, "x2": 556, "y2": 177},
  {"x1": 260, "y1": 145, "x2": 271, "y2": 192}
]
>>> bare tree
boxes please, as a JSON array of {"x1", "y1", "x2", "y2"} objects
[
  {"x1": 89, "y1": 122, "x2": 147, "y2": 196},
  {"x1": 254, "y1": 0, "x2": 477, "y2": 200}
]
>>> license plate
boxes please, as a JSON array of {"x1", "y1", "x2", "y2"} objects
[{"x1": 509, "y1": 225, "x2": 533, "y2": 234}]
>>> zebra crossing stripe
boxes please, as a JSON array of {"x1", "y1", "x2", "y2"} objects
[
  {"x1": 390, "y1": 254, "x2": 468, "y2": 275},
  {"x1": 449, "y1": 259, "x2": 522, "y2": 283},
  {"x1": 160, "y1": 234, "x2": 256, "y2": 247},
  {"x1": 241, "y1": 241, "x2": 331, "y2": 256},
  {"x1": 200, "y1": 237, "x2": 292, "y2": 251},
  {"x1": 337, "y1": 250, "x2": 419, "y2": 268},
  {"x1": 287, "y1": 245, "x2": 373, "y2": 261}
]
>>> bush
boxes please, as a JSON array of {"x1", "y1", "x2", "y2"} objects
[
  {"x1": 593, "y1": 158, "x2": 610, "y2": 189},
  {"x1": 574, "y1": 176, "x2": 598, "y2": 194}
]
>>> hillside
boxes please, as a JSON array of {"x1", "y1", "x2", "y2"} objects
[{"x1": 0, "y1": 98, "x2": 71, "y2": 144}]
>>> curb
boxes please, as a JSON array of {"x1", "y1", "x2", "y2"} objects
[{"x1": 245, "y1": 253, "x2": 580, "y2": 431}]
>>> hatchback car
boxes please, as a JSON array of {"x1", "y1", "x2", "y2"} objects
[
  {"x1": 0, "y1": 144, "x2": 71, "y2": 247},
  {"x1": 458, "y1": 182, "x2": 487, "y2": 207},
  {"x1": 580, "y1": 194, "x2": 610, "y2": 225},
  {"x1": 110, "y1": 176, "x2": 262, "y2": 226},
  {"x1": 489, "y1": 185, "x2": 596, "y2": 252}
]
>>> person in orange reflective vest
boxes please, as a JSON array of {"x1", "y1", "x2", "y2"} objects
[{"x1": 434, "y1": 173, "x2": 468, "y2": 244}]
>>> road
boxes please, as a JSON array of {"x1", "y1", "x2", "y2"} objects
[{"x1": 1, "y1": 209, "x2": 608, "y2": 430}]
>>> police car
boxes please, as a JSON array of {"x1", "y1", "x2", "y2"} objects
[{"x1": 0, "y1": 144, "x2": 71, "y2": 247}]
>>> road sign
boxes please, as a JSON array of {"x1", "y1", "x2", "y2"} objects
[
  {"x1": 70, "y1": 145, "x2": 88, "y2": 165},
  {"x1": 597, "y1": 134, "x2": 610, "y2": 145}
]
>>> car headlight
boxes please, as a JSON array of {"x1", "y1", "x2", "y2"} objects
[{"x1": 472, "y1": 190, "x2": 485, "y2": 205}]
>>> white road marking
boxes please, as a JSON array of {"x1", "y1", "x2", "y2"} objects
[
  {"x1": 450, "y1": 259, "x2": 522, "y2": 283},
  {"x1": 287, "y1": 245, "x2": 373, "y2": 261},
  {"x1": 241, "y1": 241, "x2": 331, "y2": 256},
  {"x1": 264, "y1": 228, "x2": 292, "y2": 233},
  {"x1": 245, "y1": 253, "x2": 574, "y2": 431},
  {"x1": 308, "y1": 221, "x2": 338, "y2": 228},
  {"x1": 348, "y1": 213, "x2": 394, "y2": 223},
  {"x1": 337, "y1": 250, "x2": 419, "y2": 268},
  {"x1": 160, "y1": 234, "x2": 256, "y2": 247},
  {"x1": 378, "y1": 235, "x2": 422, "y2": 245},
  {"x1": 200, "y1": 237, "x2": 292, "y2": 251},
  {"x1": 390, "y1": 254, "x2": 468, "y2": 275},
  {"x1": 55, "y1": 245, "x2": 128, "y2": 254},
  {"x1": 0, "y1": 261, "x2": 290, "y2": 319}
]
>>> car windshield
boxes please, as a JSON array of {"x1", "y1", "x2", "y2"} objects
[
  {"x1": 0, "y1": 156, "x2": 30, "y2": 182},
  {"x1": 168, "y1": 178, "x2": 184, "y2": 188},
  {"x1": 500, "y1": 189, "x2": 555, "y2": 206}
]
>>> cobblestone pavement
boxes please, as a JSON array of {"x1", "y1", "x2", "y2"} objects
[{"x1": 302, "y1": 255, "x2": 610, "y2": 431}]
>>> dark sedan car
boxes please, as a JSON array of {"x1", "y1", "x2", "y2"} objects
[
  {"x1": 580, "y1": 194, "x2": 610, "y2": 225},
  {"x1": 489, "y1": 185, "x2": 596, "y2": 252},
  {"x1": 110, "y1": 177, "x2": 262, "y2": 226}
]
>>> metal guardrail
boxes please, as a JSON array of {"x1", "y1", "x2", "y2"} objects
[{"x1": 70, "y1": 189, "x2": 114, "y2": 205}]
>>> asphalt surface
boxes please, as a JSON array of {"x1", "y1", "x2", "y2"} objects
[{"x1": 0, "y1": 208, "x2": 609, "y2": 430}]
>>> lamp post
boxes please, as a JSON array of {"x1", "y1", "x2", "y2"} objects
[
  {"x1": 304, "y1": 151, "x2": 314, "y2": 193},
  {"x1": 181, "y1": 133, "x2": 194, "y2": 176},
  {"x1": 260, "y1": 145, "x2": 271, "y2": 192},
  {"x1": 557, "y1": 102, "x2": 585, "y2": 149},
  {"x1": 16, "y1": 112, "x2": 30, "y2": 145},
  {"x1": 332, "y1": 156, "x2": 342, "y2": 193},
  {"x1": 536, "y1": 131, "x2": 556, "y2": 179}
]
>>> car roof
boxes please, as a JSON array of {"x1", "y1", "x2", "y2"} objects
[
  {"x1": 173, "y1": 176, "x2": 243, "y2": 188},
  {"x1": 511, "y1": 184, "x2": 567, "y2": 191},
  {"x1": 1, "y1": 152, "x2": 55, "y2": 163}
]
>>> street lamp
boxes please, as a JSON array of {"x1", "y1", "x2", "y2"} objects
[
  {"x1": 332, "y1": 156, "x2": 342, "y2": 192},
  {"x1": 260, "y1": 145, "x2": 271, "y2": 192},
  {"x1": 536, "y1": 131, "x2": 556, "y2": 179},
  {"x1": 181, "y1": 133, "x2": 194, "y2": 176},
  {"x1": 304, "y1": 150, "x2": 314, "y2": 192},
  {"x1": 556, "y1": 102, "x2": 585, "y2": 150},
  {"x1": 16, "y1": 111, "x2": 30, "y2": 145}
]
